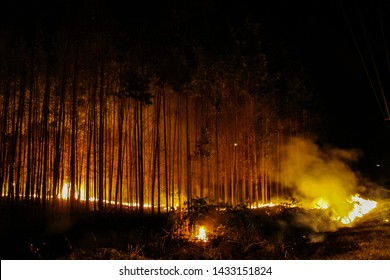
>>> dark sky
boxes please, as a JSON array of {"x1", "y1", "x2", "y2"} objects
[
  {"x1": 250, "y1": 0, "x2": 390, "y2": 178},
  {"x1": 2, "y1": 0, "x2": 389, "y2": 179}
]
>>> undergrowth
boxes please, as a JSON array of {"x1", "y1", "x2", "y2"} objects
[{"x1": 4, "y1": 197, "x2": 388, "y2": 259}]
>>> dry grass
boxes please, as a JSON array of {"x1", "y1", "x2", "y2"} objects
[
  {"x1": 47, "y1": 200, "x2": 390, "y2": 260},
  {"x1": 2, "y1": 199, "x2": 389, "y2": 260}
]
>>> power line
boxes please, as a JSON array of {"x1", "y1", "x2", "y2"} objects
[
  {"x1": 357, "y1": 1, "x2": 390, "y2": 120},
  {"x1": 377, "y1": 0, "x2": 390, "y2": 121},
  {"x1": 338, "y1": 0, "x2": 388, "y2": 120},
  {"x1": 378, "y1": 0, "x2": 390, "y2": 76}
]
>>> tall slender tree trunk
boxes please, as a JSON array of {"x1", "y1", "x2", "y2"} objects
[
  {"x1": 138, "y1": 101, "x2": 144, "y2": 214},
  {"x1": 215, "y1": 104, "x2": 219, "y2": 203},
  {"x1": 25, "y1": 48, "x2": 35, "y2": 206},
  {"x1": 52, "y1": 61, "x2": 66, "y2": 212},
  {"x1": 186, "y1": 93, "x2": 192, "y2": 206},
  {"x1": 9, "y1": 59, "x2": 27, "y2": 206},
  {"x1": 85, "y1": 114, "x2": 93, "y2": 211},
  {"x1": 41, "y1": 55, "x2": 51, "y2": 210},
  {"x1": 115, "y1": 100, "x2": 124, "y2": 210},
  {"x1": 98, "y1": 55, "x2": 105, "y2": 212},
  {"x1": 0, "y1": 72, "x2": 11, "y2": 205},
  {"x1": 163, "y1": 88, "x2": 169, "y2": 212},
  {"x1": 70, "y1": 45, "x2": 79, "y2": 213}
]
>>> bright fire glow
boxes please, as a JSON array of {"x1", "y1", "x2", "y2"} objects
[
  {"x1": 59, "y1": 183, "x2": 85, "y2": 200},
  {"x1": 196, "y1": 226, "x2": 208, "y2": 242},
  {"x1": 340, "y1": 194, "x2": 377, "y2": 224},
  {"x1": 313, "y1": 194, "x2": 377, "y2": 224},
  {"x1": 61, "y1": 183, "x2": 70, "y2": 199},
  {"x1": 250, "y1": 202, "x2": 275, "y2": 209},
  {"x1": 313, "y1": 197, "x2": 329, "y2": 209}
]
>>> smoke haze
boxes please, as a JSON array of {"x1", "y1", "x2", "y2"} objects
[{"x1": 279, "y1": 136, "x2": 362, "y2": 218}]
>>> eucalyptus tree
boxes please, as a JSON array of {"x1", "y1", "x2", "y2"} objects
[{"x1": 119, "y1": 69, "x2": 152, "y2": 213}]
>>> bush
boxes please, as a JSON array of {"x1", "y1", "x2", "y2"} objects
[{"x1": 184, "y1": 197, "x2": 211, "y2": 229}]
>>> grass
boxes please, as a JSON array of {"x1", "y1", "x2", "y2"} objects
[
  {"x1": 1, "y1": 199, "x2": 389, "y2": 260},
  {"x1": 318, "y1": 200, "x2": 390, "y2": 260}
]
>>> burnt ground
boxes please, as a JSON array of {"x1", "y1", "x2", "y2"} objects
[{"x1": 0, "y1": 199, "x2": 389, "y2": 260}]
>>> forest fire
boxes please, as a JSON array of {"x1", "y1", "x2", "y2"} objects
[
  {"x1": 340, "y1": 195, "x2": 377, "y2": 224},
  {"x1": 60, "y1": 183, "x2": 70, "y2": 200},
  {"x1": 312, "y1": 194, "x2": 377, "y2": 225},
  {"x1": 195, "y1": 226, "x2": 208, "y2": 242},
  {"x1": 275, "y1": 136, "x2": 382, "y2": 228},
  {"x1": 58, "y1": 183, "x2": 85, "y2": 200},
  {"x1": 2, "y1": 0, "x2": 390, "y2": 263},
  {"x1": 249, "y1": 193, "x2": 377, "y2": 226},
  {"x1": 250, "y1": 202, "x2": 276, "y2": 209}
]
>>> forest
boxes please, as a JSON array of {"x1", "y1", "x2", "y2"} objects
[{"x1": 0, "y1": 0, "x2": 320, "y2": 215}]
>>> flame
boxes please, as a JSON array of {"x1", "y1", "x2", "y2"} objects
[
  {"x1": 313, "y1": 197, "x2": 329, "y2": 209},
  {"x1": 250, "y1": 202, "x2": 276, "y2": 209},
  {"x1": 196, "y1": 226, "x2": 208, "y2": 242},
  {"x1": 313, "y1": 194, "x2": 377, "y2": 224},
  {"x1": 61, "y1": 183, "x2": 70, "y2": 199},
  {"x1": 58, "y1": 183, "x2": 85, "y2": 200},
  {"x1": 340, "y1": 194, "x2": 377, "y2": 224}
]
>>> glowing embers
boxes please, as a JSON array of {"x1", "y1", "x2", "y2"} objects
[
  {"x1": 312, "y1": 194, "x2": 377, "y2": 225},
  {"x1": 195, "y1": 225, "x2": 208, "y2": 242}
]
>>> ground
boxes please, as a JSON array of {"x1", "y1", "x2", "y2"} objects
[
  {"x1": 316, "y1": 200, "x2": 390, "y2": 259},
  {"x1": 1, "y1": 199, "x2": 389, "y2": 260}
]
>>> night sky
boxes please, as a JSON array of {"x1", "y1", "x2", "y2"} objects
[{"x1": 253, "y1": 0, "x2": 390, "y2": 180}]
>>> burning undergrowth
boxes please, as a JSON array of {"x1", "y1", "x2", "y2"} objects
[
  {"x1": 1, "y1": 136, "x2": 384, "y2": 259},
  {"x1": 275, "y1": 136, "x2": 377, "y2": 232},
  {"x1": 118, "y1": 197, "x2": 388, "y2": 259},
  {"x1": 3, "y1": 196, "x2": 387, "y2": 260}
]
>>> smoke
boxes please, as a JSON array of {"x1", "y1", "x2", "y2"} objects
[{"x1": 278, "y1": 136, "x2": 364, "y2": 229}]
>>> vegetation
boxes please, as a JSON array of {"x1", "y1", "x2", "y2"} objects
[
  {"x1": 0, "y1": 0, "x2": 320, "y2": 215},
  {"x1": 0, "y1": 0, "x2": 344, "y2": 260},
  {"x1": 1, "y1": 197, "x2": 388, "y2": 259}
]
